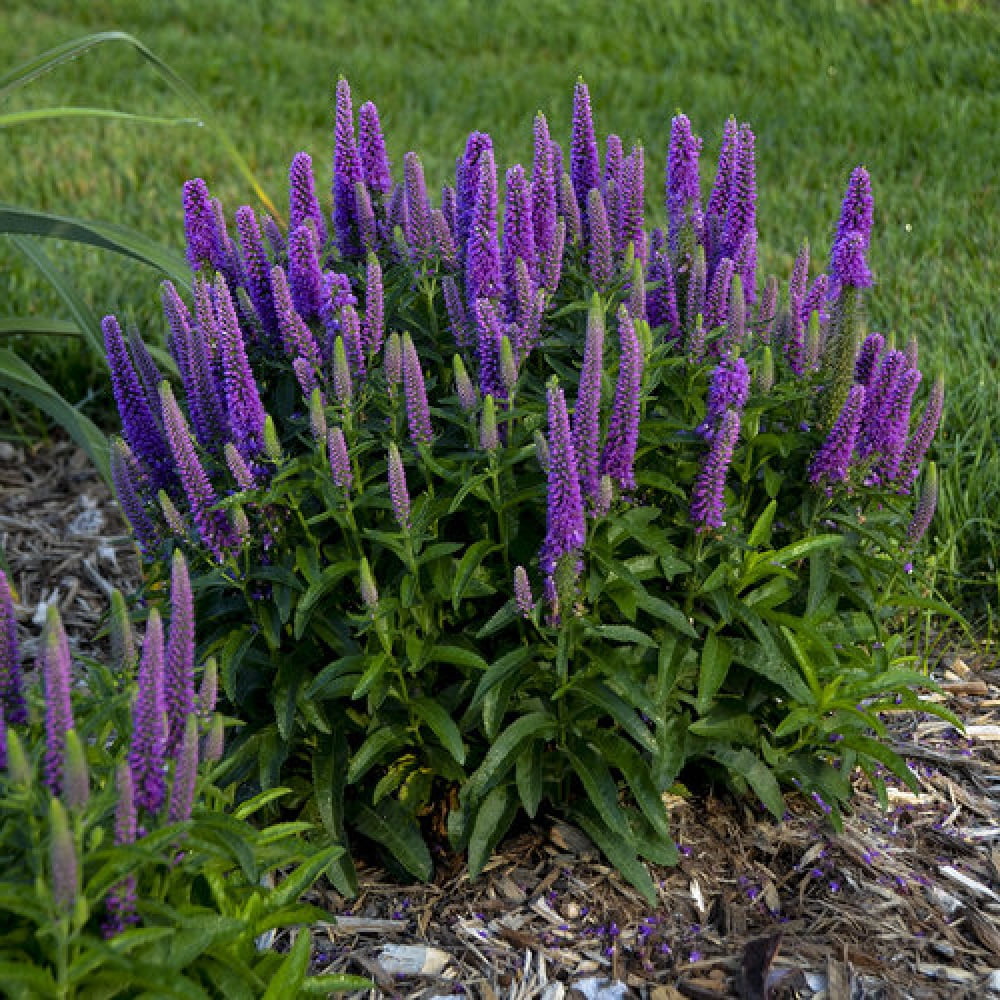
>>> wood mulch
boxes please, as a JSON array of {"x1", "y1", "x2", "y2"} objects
[{"x1": 3, "y1": 437, "x2": 999, "y2": 999}]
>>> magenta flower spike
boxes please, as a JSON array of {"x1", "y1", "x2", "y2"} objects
[
  {"x1": 288, "y1": 223, "x2": 325, "y2": 321},
  {"x1": 387, "y1": 442, "x2": 411, "y2": 531},
  {"x1": 573, "y1": 301, "x2": 605, "y2": 505},
  {"x1": 570, "y1": 80, "x2": 601, "y2": 224},
  {"x1": 600, "y1": 306, "x2": 644, "y2": 492},
  {"x1": 160, "y1": 382, "x2": 235, "y2": 562},
  {"x1": 808, "y1": 384, "x2": 866, "y2": 486},
  {"x1": 666, "y1": 113, "x2": 704, "y2": 256},
  {"x1": 690, "y1": 408, "x2": 740, "y2": 532},
  {"x1": 130, "y1": 608, "x2": 167, "y2": 815},
  {"x1": 358, "y1": 100, "x2": 393, "y2": 197},
  {"x1": 164, "y1": 550, "x2": 195, "y2": 759},
  {"x1": 289, "y1": 151, "x2": 328, "y2": 246},
  {"x1": 332, "y1": 77, "x2": 364, "y2": 258},
  {"x1": 401, "y1": 332, "x2": 434, "y2": 445},
  {"x1": 0, "y1": 569, "x2": 27, "y2": 725},
  {"x1": 41, "y1": 606, "x2": 74, "y2": 796}
]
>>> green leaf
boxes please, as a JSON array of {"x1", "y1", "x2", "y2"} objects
[
  {"x1": 474, "y1": 600, "x2": 518, "y2": 639},
  {"x1": 468, "y1": 784, "x2": 519, "y2": 877},
  {"x1": 312, "y1": 729, "x2": 357, "y2": 896},
  {"x1": 269, "y1": 845, "x2": 344, "y2": 909},
  {"x1": 572, "y1": 804, "x2": 657, "y2": 905},
  {"x1": 187, "y1": 813, "x2": 259, "y2": 883},
  {"x1": 570, "y1": 678, "x2": 655, "y2": 752},
  {"x1": 566, "y1": 740, "x2": 631, "y2": 838},
  {"x1": 748, "y1": 499, "x2": 778, "y2": 548},
  {"x1": 695, "y1": 632, "x2": 733, "y2": 716},
  {"x1": 0, "y1": 348, "x2": 110, "y2": 484},
  {"x1": 451, "y1": 540, "x2": 500, "y2": 611},
  {"x1": 300, "y1": 975, "x2": 375, "y2": 995},
  {"x1": 515, "y1": 742, "x2": 544, "y2": 818},
  {"x1": 293, "y1": 561, "x2": 355, "y2": 640},
  {"x1": 469, "y1": 647, "x2": 534, "y2": 711},
  {"x1": 412, "y1": 696, "x2": 466, "y2": 765},
  {"x1": 348, "y1": 725, "x2": 410, "y2": 784},
  {"x1": 262, "y1": 929, "x2": 311, "y2": 1000},
  {"x1": 634, "y1": 591, "x2": 698, "y2": 637},
  {"x1": 466, "y1": 712, "x2": 557, "y2": 803},
  {"x1": 711, "y1": 746, "x2": 785, "y2": 819},
  {"x1": 586, "y1": 624, "x2": 656, "y2": 647},
  {"x1": 590, "y1": 730, "x2": 671, "y2": 840},
  {"x1": 0, "y1": 962, "x2": 58, "y2": 993},
  {"x1": 429, "y1": 644, "x2": 489, "y2": 672},
  {"x1": 353, "y1": 800, "x2": 434, "y2": 880}
]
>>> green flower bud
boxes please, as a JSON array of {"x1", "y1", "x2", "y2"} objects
[
  {"x1": 62, "y1": 729, "x2": 89, "y2": 811},
  {"x1": 263, "y1": 415, "x2": 282, "y2": 464},
  {"x1": 109, "y1": 589, "x2": 136, "y2": 674},
  {"x1": 309, "y1": 387, "x2": 327, "y2": 442},
  {"x1": 480, "y1": 395, "x2": 499, "y2": 451}
]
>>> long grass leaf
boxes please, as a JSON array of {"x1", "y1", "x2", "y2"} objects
[
  {"x1": 0, "y1": 348, "x2": 110, "y2": 485},
  {"x1": 0, "y1": 107, "x2": 201, "y2": 128},
  {"x1": 0, "y1": 317, "x2": 80, "y2": 338}
]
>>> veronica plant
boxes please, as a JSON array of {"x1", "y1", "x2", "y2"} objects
[
  {"x1": 0, "y1": 561, "x2": 368, "y2": 999},
  {"x1": 105, "y1": 80, "x2": 956, "y2": 901}
]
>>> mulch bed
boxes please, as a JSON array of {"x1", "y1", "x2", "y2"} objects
[{"x1": 3, "y1": 437, "x2": 999, "y2": 999}]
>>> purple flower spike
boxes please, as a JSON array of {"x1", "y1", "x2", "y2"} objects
[
  {"x1": 199, "y1": 658, "x2": 218, "y2": 718},
  {"x1": 704, "y1": 257, "x2": 734, "y2": 331},
  {"x1": 514, "y1": 566, "x2": 534, "y2": 619},
  {"x1": 531, "y1": 113, "x2": 558, "y2": 272},
  {"x1": 185, "y1": 279, "x2": 231, "y2": 452},
  {"x1": 855, "y1": 332, "x2": 885, "y2": 386},
  {"x1": 271, "y1": 266, "x2": 322, "y2": 367},
  {"x1": 831, "y1": 230, "x2": 873, "y2": 289},
  {"x1": 403, "y1": 151, "x2": 434, "y2": 260},
  {"x1": 182, "y1": 178, "x2": 216, "y2": 271},
  {"x1": 225, "y1": 443, "x2": 257, "y2": 492},
  {"x1": 104, "y1": 315, "x2": 175, "y2": 494},
  {"x1": 502, "y1": 165, "x2": 537, "y2": 311},
  {"x1": 0, "y1": 570, "x2": 27, "y2": 725},
  {"x1": 600, "y1": 306, "x2": 644, "y2": 492},
  {"x1": 42, "y1": 606, "x2": 74, "y2": 796},
  {"x1": 168, "y1": 714, "x2": 199, "y2": 824},
  {"x1": 705, "y1": 119, "x2": 738, "y2": 265},
  {"x1": 721, "y1": 125, "x2": 757, "y2": 265},
  {"x1": 0, "y1": 703, "x2": 6, "y2": 771},
  {"x1": 442, "y1": 275, "x2": 471, "y2": 348},
  {"x1": 165, "y1": 550, "x2": 195, "y2": 760},
  {"x1": 757, "y1": 275, "x2": 778, "y2": 340},
  {"x1": 801, "y1": 273, "x2": 830, "y2": 328},
  {"x1": 432, "y1": 208, "x2": 458, "y2": 268},
  {"x1": 333, "y1": 78, "x2": 364, "y2": 258},
  {"x1": 235, "y1": 206, "x2": 279, "y2": 340},
  {"x1": 466, "y1": 148, "x2": 502, "y2": 307},
  {"x1": 130, "y1": 608, "x2": 167, "y2": 815},
  {"x1": 384, "y1": 332, "x2": 402, "y2": 394},
  {"x1": 620, "y1": 145, "x2": 645, "y2": 263},
  {"x1": 570, "y1": 80, "x2": 601, "y2": 225},
  {"x1": 387, "y1": 442, "x2": 411, "y2": 531},
  {"x1": 699, "y1": 355, "x2": 750, "y2": 438},
  {"x1": 128, "y1": 328, "x2": 165, "y2": 418},
  {"x1": 666, "y1": 114, "x2": 704, "y2": 256},
  {"x1": 456, "y1": 132, "x2": 494, "y2": 258},
  {"x1": 359, "y1": 101, "x2": 393, "y2": 197},
  {"x1": 897, "y1": 374, "x2": 944, "y2": 490},
  {"x1": 833, "y1": 166, "x2": 874, "y2": 253},
  {"x1": 341, "y1": 303, "x2": 367, "y2": 383},
  {"x1": 401, "y1": 332, "x2": 433, "y2": 444},
  {"x1": 734, "y1": 226, "x2": 757, "y2": 307},
  {"x1": 872, "y1": 366, "x2": 922, "y2": 484},
  {"x1": 288, "y1": 224, "x2": 325, "y2": 321},
  {"x1": 808, "y1": 384, "x2": 866, "y2": 486},
  {"x1": 474, "y1": 299, "x2": 505, "y2": 400},
  {"x1": 110, "y1": 438, "x2": 161, "y2": 557},
  {"x1": 691, "y1": 408, "x2": 740, "y2": 532},
  {"x1": 362, "y1": 253, "x2": 385, "y2": 354},
  {"x1": 160, "y1": 383, "x2": 235, "y2": 562},
  {"x1": 289, "y1": 151, "x2": 328, "y2": 247},
  {"x1": 540, "y1": 382, "x2": 586, "y2": 581},
  {"x1": 685, "y1": 246, "x2": 707, "y2": 339},
  {"x1": 328, "y1": 426, "x2": 353, "y2": 494},
  {"x1": 355, "y1": 180, "x2": 378, "y2": 253},
  {"x1": 541, "y1": 217, "x2": 567, "y2": 294},
  {"x1": 857, "y1": 350, "x2": 907, "y2": 459},
  {"x1": 573, "y1": 301, "x2": 605, "y2": 505},
  {"x1": 647, "y1": 250, "x2": 680, "y2": 342},
  {"x1": 214, "y1": 276, "x2": 267, "y2": 460},
  {"x1": 587, "y1": 189, "x2": 613, "y2": 292}
]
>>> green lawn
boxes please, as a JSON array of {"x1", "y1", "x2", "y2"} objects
[{"x1": 1, "y1": 0, "x2": 998, "y2": 609}]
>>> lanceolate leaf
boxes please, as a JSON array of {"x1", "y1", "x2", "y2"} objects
[
  {"x1": 467, "y1": 784, "x2": 519, "y2": 877},
  {"x1": 353, "y1": 800, "x2": 434, "y2": 881}
]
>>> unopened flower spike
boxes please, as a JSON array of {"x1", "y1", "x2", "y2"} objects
[
  {"x1": 0, "y1": 569, "x2": 27, "y2": 725},
  {"x1": 401, "y1": 332, "x2": 434, "y2": 444},
  {"x1": 42, "y1": 605, "x2": 74, "y2": 797},
  {"x1": 332, "y1": 336, "x2": 354, "y2": 406},
  {"x1": 158, "y1": 489, "x2": 187, "y2": 539},
  {"x1": 109, "y1": 588, "x2": 137, "y2": 676},
  {"x1": 328, "y1": 426, "x2": 353, "y2": 493},
  {"x1": 480, "y1": 394, "x2": 499, "y2": 451},
  {"x1": 168, "y1": 714, "x2": 199, "y2": 824},
  {"x1": 514, "y1": 566, "x2": 534, "y2": 619},
  {"x1": 387, "y1": 442, "x2": 411, "y2": 531},
  {"x1": 165, "y1": 549, "x2": 196, "y2": 759},
  {"x1": 573, "y1": 298, "x2": 605, "y2": 504},
  {"x1": 600, "y1": 305, "x2": 644, "y2": 492},
  {"x1": 103, "y1": 762, "x2": 139, "y2": 937},
  {"x1": 906, "y1": 462, "x2": 938, "y2": 546},
  {"x1": 453, "y1": 354, "x2": 477, "y2": 412},
  {"x1": 225, "y1": 442, "x2": 258, "y2": 492},
  {"x1": 384, "y1": 332, "x2": 403, "y2": 393},
  {"x1": 263, "y1": 414, "x2": 283, "y2": 464},
  {"x1": 62, "y1": 729, "x2": 89, "y2": 811},
  {"x1": 500, "y1": 335, "x2": 518, "y2": 397},
  {"x1": 359, "y1": 556, "x2": 379, "y2": 610},
  {"x1": 49, "y1": 798, "x2": 78, "y2": 913},
  {"x1": 586, "y1": 188, "x2": 613, "y2": 291},
  {"x1": 129, "y1": 607, "x2": 167, "y2": 815},
  {"x1": 363, "y1": 252, "x2": 385, "y2": 354}
]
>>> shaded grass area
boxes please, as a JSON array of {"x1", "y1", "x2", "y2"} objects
[{"x1": 1, "y1": 0, "x2": 998, "y2": 608}]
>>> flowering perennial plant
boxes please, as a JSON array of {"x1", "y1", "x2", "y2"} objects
[{"x1": 104, "y1": 80, "x2": 950, "y2": 899}]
